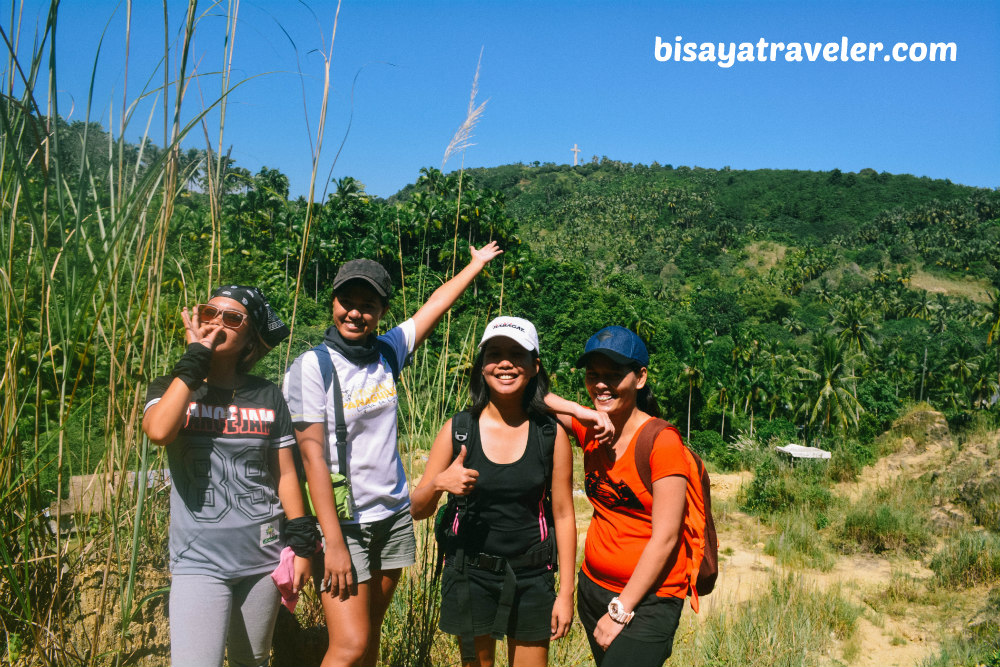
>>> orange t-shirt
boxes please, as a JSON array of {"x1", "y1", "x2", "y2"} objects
[{"x1": 571, "y1": 417, "x2": 691, "y2": 598}]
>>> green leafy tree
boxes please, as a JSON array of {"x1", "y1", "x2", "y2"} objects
[{"x1": 796, "y1": 335, "x2": 863, "y2": 433}]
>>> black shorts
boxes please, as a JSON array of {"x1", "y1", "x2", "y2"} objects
[
  {"x1": 577, "y1": 570, "x2": 684, "y2": 667},
  {"x1": 439, "y1": 564, "x2": 556, "y2": 642}
]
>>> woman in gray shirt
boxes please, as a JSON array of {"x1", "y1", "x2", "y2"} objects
[{"x1": 144, "y1": 285, "x2": 315, "y2": 667}]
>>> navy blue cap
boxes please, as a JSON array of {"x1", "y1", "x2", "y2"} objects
[{"x1": 576, "y1": 326, "x2": 650, "y2": 368}]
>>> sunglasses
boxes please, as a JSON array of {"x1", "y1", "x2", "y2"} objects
[{"x1": 197, "y1": 304, "x2": 247, "y2": 329}]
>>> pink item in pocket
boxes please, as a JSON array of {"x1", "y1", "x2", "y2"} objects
[{"x1": 270, "y1": 546, "x2": 300, "y2": 613}]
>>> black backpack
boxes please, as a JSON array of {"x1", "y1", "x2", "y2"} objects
[{"x1": 433, "y1": 411, "x2": 556, "y2": 577}]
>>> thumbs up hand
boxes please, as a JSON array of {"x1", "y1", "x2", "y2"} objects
[{"x1": 433, "y1": 445, "x2": 479, "y2": 496}]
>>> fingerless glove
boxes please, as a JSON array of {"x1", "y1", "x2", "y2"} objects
[
  {"x1": 171, "y1": 343, "x2": 212, "y2": 390},
  {"x1": 285, "y1": 516, "x2": 321, "y2": 558}
]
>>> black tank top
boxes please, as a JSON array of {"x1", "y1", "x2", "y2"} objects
[{"x1": 459, "y1": 414, "x2": 555, "y2": 558}]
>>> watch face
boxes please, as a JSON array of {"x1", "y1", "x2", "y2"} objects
[{"x1": 608, "y1": 598, "x2": 625, "y2": 620}]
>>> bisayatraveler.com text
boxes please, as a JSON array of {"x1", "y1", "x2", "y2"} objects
[{"x1": 654, "y1": 36, "x2": 958, "y2": 68}]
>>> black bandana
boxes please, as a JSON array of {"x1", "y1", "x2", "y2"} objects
[
  {"x1": 323, "y1": 325, "x2": 380, "y2": 366},
  {"x1": 211, "y1": 285, "x2": 290, "y2": 349}
]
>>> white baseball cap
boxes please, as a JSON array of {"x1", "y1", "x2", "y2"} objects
[{"x1": 478, "y1": 316, "x2": 540, "y2": 353}]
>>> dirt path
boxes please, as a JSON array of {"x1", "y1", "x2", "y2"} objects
[{"x1": 707, "y1": 468, "x2": 941, "y2": 666}]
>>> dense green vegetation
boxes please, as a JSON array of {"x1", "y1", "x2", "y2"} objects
[
  {"x1": 3, "y1": 4, "x2": 999, "y2": 664},
  {"x1": 14, "y1": 128, "x2": 1000, "y2": 480}
]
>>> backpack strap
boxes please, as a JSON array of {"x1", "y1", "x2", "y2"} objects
[
  {"x1": 634, "y1": 417, "x2": 719, "y2": 613},
  {"x1": 451, "y1": 410, "x2": 473, "y2": 458},
  {"x1": 448, "y1": 411, "x2": 474, "y2": 555},
  {"x1": 685, "y1": 447, "x2": 719, "y2": 606},
  {"x1": 311, "y1": 344, "x2": 348, "y2": 478},
  {"x1": 448, "y1": 410, "x2": 476, "y2": 662},
  {"x1": 533, "y1": 416, "x2": 558, "y2": 562},
  {"x1": 635, "y1": 419, "x2": 719, "y2": 613},
  {"x1": 634, "y1": 418, "x2": 678, "y2": 494}
]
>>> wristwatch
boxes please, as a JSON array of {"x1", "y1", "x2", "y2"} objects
[{"x1": 607, "y1": 597, "x2": 635, "y2": 625}]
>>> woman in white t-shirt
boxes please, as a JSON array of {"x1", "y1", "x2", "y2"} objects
[{"x1": 284, "y1": 243, "x2": 501, "y2": 667}]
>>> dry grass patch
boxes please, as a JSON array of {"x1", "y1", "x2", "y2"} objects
[
  {"x1": 908, "y1": 269, "x2": 992, "y2": 302},
  {"x1": 743, "y1": 241, "x2": 788, "y2": 273}
]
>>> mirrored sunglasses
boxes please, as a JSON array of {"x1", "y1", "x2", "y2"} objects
[{"x1": 197, "y1": 304, "x2": 247, "y2": 329}]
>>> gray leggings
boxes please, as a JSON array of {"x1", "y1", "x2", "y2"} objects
[{"x1": 170, "y1": 571, "x2": 279, "y2": 667}]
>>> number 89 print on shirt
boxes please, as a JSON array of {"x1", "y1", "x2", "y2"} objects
[{"x1": 144, "y1": 376, "x2": 296, "y2": 578}]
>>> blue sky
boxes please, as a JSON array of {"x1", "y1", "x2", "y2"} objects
[{"x1": 11, "y1": 0, "x2": 999, "y2": 199}]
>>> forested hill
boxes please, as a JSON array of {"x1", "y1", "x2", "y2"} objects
[
  {"x1": 455, "y1": 161, "x2": 994, "y2": 282},
  {"x1": 14, "y1": 115, "x2": 1000, "y2": 484},
  {"x1": 391, "y1": 161, "x2": 1000, "y2": 463}
]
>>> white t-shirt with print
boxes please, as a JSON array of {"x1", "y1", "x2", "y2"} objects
[{"x1": 283, "y1": 320, "x2": 415, "y2": 524}]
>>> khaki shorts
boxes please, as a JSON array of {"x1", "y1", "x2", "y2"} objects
[{"x1": 318, "y1": 509, "x2": 416, "y2": 584}]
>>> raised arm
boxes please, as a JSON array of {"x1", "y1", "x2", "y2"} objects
[
  {"x1": 410, "y1": 418, "x2": 479, "y2": 520},
  {"x1": 410, "y1": 242, "x2": 503, "y2": 348},
  {"x1": 549, "y1": 425, "x2": 576, "y2": 640},
  {"x1": 143, "y1": 307, "x2": 224, "y2": 446},
  {"x1": 543, "y1": 392, "x2": 615, "y2": 444}
]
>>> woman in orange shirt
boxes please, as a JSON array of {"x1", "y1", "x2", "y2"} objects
[{"x1": 554, "y1": 326, "x2": 691, "y2": 667}]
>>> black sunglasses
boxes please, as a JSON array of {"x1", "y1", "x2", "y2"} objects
[{"x1": 197, "y1": 304, "x2": 247, "y2": 329}]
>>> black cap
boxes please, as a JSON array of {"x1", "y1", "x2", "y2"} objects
[{"x1": 333, "y1": 259, "x2": 392, "y2": 299}]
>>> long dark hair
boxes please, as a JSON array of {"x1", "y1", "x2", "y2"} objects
[
  {"x1": 637, "y1": 383, "x2": 661, "y2": 418},
  {"x1": 467, "y1": 350, "x2": 551, "y2": 419}
]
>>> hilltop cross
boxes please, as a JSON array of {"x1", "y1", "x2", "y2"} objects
[{"x1": 571, "y1": 143, "x2": 581, "y2": 166}]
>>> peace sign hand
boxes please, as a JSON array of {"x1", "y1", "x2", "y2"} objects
[{"x1": 181, "y1": 306, "x2": 225, "y2": 350}]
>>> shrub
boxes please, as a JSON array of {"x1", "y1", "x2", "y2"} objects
[
  {"x1": 689, "y1": 429, "x2": 738, "y2": 471},
  {"x1": 688, "y1": 428, "x2": 725, "y2": 459},
  {"x1": 827, "y1": 438, "x2": 876, "y2": 482},
  {"x1": 840, "y1": 485, "x2": 933, "y2": 556},
  {"x1": 753, "y1": 418, "x2": 797, "y2": 446},
  {"x1": 930, "y1": 532, "x2": 1000, "y2": 588},
  {"x1": 741, "y1": 457, "x2": 793, "y2": 515},
  {"x1": 855, "y1": 412, "x2": 881, "y2": 446},
  {"x1": 764, "y1": 511, "x2": 834, "y2": 570},
  {"x1": 741, "y1": 456, "x2": 833, "y2": 517}
]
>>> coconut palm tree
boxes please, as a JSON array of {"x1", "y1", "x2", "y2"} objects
[
  {"x1": 832, "y1": 299, "x2": 876, "y2": 357},
  {"x1": 680, "y1": 362, "x2": 703, "y2": 440},
  {"x1": 796, "y1": 335, "x2": 863, "y2": 433}
]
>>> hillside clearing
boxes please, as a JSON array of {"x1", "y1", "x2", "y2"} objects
[{"x1": 908, "y1": 268, "x2": 993, "y2": 302}]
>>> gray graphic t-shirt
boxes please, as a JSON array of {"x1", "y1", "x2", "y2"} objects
[{"x1": 145, "y1": 375, "x2": 295, "y2": 577}]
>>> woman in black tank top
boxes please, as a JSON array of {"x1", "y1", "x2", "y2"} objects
[{"x1": 411, "y1": 316, "x2": 577, "y2": 667}]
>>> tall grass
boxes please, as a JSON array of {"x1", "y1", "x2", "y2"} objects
[
  {"x1": 930, "y1": 532, "x2": 1000, "y2": 587},
  {"x1": 0, "y1": 1, "x2": 246, "y2": 663},
  {"x1": 839, "y1": 482, "x2": 934, "y2": 556},
  {"x1": 2, "y1": 2, "x2": 501, "y2": 663},
  {"x1": 673, "y1": 575, "x2": 863, "y2": 667}
]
